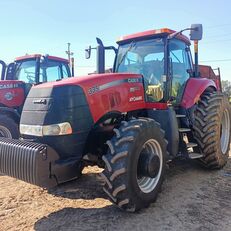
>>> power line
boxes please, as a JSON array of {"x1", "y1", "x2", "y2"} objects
[
  {"x1": 205, "y1": 33, "x2": 231, "y2": 40},
  {"x1": 200, "y1": 58, "x2": 231, "y2": 63},
  {"x1": 206, "y1": 23, "x2": 231, "y2": 29},
  {"x1": 203, "y1": 38, "x2": 231, "y2": 44}
]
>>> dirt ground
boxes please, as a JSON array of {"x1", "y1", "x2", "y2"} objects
[{"x1": 0, "y1": 151, "x2": 231, "y2": 231}]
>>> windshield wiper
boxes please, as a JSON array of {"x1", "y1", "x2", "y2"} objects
[{"x1": 116, "y1": 41, "x2": 136, "y2": 72}]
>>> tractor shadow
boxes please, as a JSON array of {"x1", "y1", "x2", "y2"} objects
[
  {"x1": 48, "y1": 166, "x2": 108, "y2": 200},
  {"x1": 48, "y1": 158, "x2": 206, "y2": 201},
  {"x1": 34, "y1": 206, "x2": 132, "y2": 231},
  {"x1": 34, "y1": 158, "x2": 231, "y2": 231}
]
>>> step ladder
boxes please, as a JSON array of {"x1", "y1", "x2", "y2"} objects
[{"x1": 177, "y1": 114, "x2": 203, "y2": 160}]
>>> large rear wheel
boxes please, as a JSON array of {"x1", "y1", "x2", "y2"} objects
[
  {"x1": 101, "y1": 118, "x2": 167, "y2": 212},
  {"x1": 193, "y1": 92, "x2": 231, "y2": 169}
]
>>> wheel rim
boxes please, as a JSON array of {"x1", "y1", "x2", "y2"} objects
[
  {"x1": 137, "y1": 139, "x2": 163, "y2": 193},
  {"x1": 0, "y1": 125, "x2": 12, "y2": 138},
  {"x1": 220, "y1": 109, "x2": 230, "y2": 154}
]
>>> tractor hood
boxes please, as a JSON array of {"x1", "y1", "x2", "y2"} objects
[
  {"x1": 27, "y1": 72, "x2": 145, "y2": 121},
  {"x1": 0, "y1": 80, "x2": 25, "y2": 107},
  {"x1": 31, "y1": 73, "x2": 143, "y2": 91},
  {"x1": 20, "y1": 72, "x2": 145, "y2": 157}
]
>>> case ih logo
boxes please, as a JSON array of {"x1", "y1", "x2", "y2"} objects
[
  {"x1": 127, "y1": 78, "x2": 140, "y2": 83},
  {"x1": 0, "y1": 83, "x2": 20, "y2": 89}
]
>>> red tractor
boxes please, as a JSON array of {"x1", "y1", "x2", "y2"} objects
[
  {"x1": 0, "y1": 24, "x2": 230, "y2": 212},
  {"x1": 0, "y1": 54, "x2": 72, "y2": 138}
]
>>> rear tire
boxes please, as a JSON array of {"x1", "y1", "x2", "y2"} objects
[
  {"x1": 101, "y1": 118, "x2": 167, "y2": 212},
  {"x1": 0, "y1": 115, "x2": 19, "y2": 139},
  {"x1": 192, "y1": 92, "x2": 231, "y2": 169}
]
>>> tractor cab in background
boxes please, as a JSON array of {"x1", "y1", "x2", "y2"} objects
[
  {"x1": 2, "y1": 54, "x2": 71, "y2": 94},
  {"x1": 0, "y1": 54, "x2": 71, "y2": 138}
]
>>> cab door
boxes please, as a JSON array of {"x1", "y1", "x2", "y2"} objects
[{"x1": 169, "y1": 39, "x2": 192, "y2": 103}]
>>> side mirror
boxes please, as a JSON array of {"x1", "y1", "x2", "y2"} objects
[
  {"x1": 85, "y1": 46, "x2": 91, "y2": 59},
  {"x1": 190, "y1": 24, "x2": 203, "y2": 40}
]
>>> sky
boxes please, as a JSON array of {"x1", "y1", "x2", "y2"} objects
[{"x1": 0, "y1": 0, "x2": 230, "y2": 81}]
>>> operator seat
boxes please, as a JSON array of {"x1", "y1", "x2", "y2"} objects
[{"x1": 143, "y1": 61, "x2": 164, "y2": 102}]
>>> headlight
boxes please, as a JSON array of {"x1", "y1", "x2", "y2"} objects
[
  {"x1": 43, "y1": 123, "x2": 72, "y2": 136},
  {"x1": 20, "y1": 122, "x2": 72, "y2": 136}
]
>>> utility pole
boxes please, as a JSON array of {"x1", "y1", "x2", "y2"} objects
[
  {"x1": 66, "y1": 42, "x2": 74, "y2": 76},
  {"x1": 66, "y1": 42, "x2": 74, "y2": 64}
]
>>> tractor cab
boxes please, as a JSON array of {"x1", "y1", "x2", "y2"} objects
[
  {"x1": 86, "y1": 24, "x2": 213, "y2": 107},
  {"x1": 13, "y1": 55, "x2": 71, "y2": 82},
  {"x1": 2, "y1": 55, "x2": 71, "y2": 81},
  {"x1": 115, "y1": 29, "x2": 193, "y2": 104},
  {"x1": 0, "y1": 54, "x2": 71, "y2": 96},
  {"x1": 5, "y1": 54, "x2": 71, "y2": 95},
  {"x1": 0, "y1": 54, "x2": 72, "y2": 138}
]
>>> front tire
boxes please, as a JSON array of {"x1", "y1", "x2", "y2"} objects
[
  {"x1": 193, "y1": 92, "x2": 231, "y2": 169},
  {"x1": 101, "y1": 118, "x2": 167, "y2": 212},
  {"x1": 0, "y1": 115, "x2": 19, "y2": 139}
]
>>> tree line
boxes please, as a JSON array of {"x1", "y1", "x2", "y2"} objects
[{"x1": 222, "y1": 80, "x2": 231, "y2": 102}]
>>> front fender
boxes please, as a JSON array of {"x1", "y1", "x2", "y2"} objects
[{"x1": 181, "y1": 78, "x2": 216, "y2": 109}]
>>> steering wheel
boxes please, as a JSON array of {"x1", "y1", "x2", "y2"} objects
[
  {"x1": 24, "y1": 70, "x2": 35, "y2": 83},
  {"x1": 26, "y1": 74, "x2": 35, "y2": 84}
]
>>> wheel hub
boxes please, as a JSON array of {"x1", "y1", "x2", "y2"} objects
[
  {"x1": 138, "y1": 152, "x2": 160, "y2": 178},
  {"x1": 136, "y1": 139, "x2": 163, "y2": 194}
]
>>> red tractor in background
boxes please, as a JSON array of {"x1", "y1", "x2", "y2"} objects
[
  {"x1": 0, "y1": 54, "x2": 72, "y2": 138},
  {"x1": 0, "y1": 24, "x2": 230, "y2": 212}
]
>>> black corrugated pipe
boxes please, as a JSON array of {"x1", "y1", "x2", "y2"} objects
[
  {"x1": 0, "y1": 60, "x2": 6, "y2": 80},
  {"x1": 96, "y1": 38, "x2": 105, "y2": 74}
]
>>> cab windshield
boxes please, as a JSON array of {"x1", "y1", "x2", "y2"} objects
[
  {"x1": 15, "y1": 58, "x2": 70, "y2": 84},
  {"x1": 40, "y1": 59, "x2": 70, "y2": 82},
  {"x1": 115, "y1": 38, "x2": 165, "y2": 102},
  {"x1": 15, "y1": 60, "x2": 36, "y2": 84}
]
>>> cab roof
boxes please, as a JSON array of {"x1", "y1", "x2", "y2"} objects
[
  {"x1": 117, "y1": 28, "x2": 190, "y2": 45},
  {"x1": 15, "y1": 54, "x2": 69, "y2": 63}
]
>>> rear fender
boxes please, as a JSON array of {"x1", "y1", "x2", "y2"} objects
[{"x1": 181, "y1": 78, "x2": 216, "y2": 109}]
